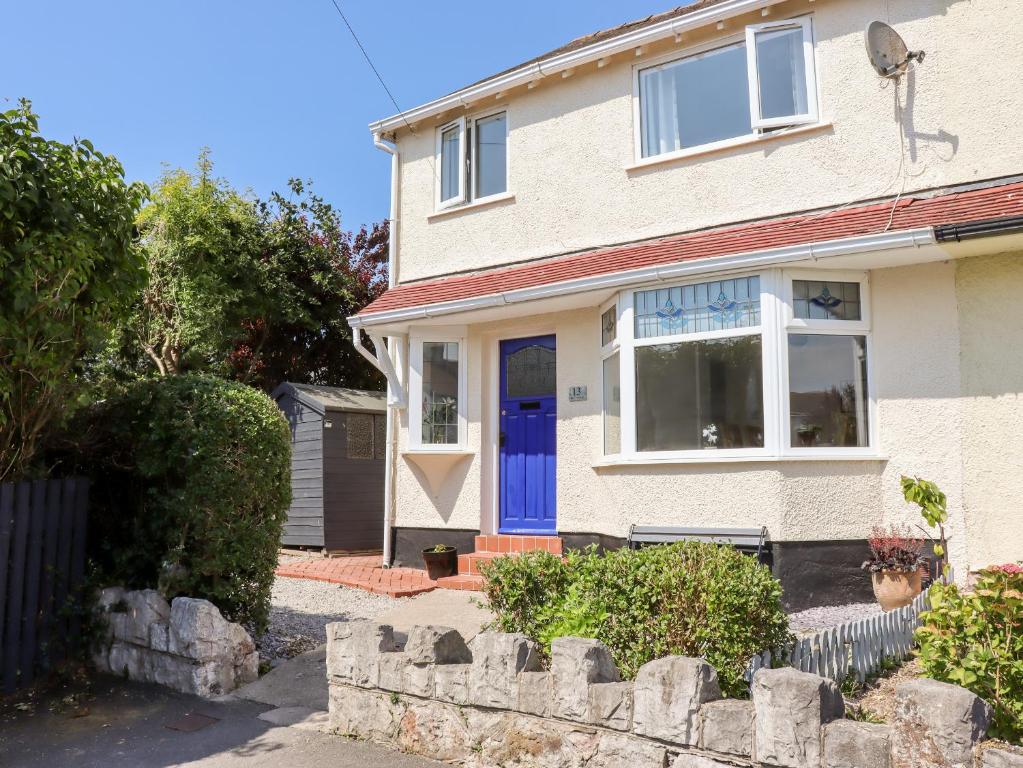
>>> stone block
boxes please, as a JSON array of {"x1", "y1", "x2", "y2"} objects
[
  {"x1": 108, "y1": 641, "x2": 146, "y2": 679},
  {"x1": 113, "y1": 589, "x2": 170, "y2": 646},
  {"x1": 396, "y1": 700, "x2": 473, "y2": 762},
  {"x1": 377, "y1": 652, "x2": 410, "y2": 692},
  {"x1": 981, "y1": 748, "x2": 1023, "y2": 768},
  {"x1": 149, "y1": 623, "x2": 170, "y2": 653},
  {"x1": 433, "y1": 664, "x2": 470, "y2": 705},
  {"x1": 891, "y1": 678, "x2": 992, "y2": 768},
  {"x1": 699, "y1": 699, "x2": 754, "y2": 757},
  {"x1": 823, "y1": 720, "x2": 891, "y2": 768},
  {"x1": 328, "y1": 684, "x2": 404, "y2": 744},
  {"x1": 586, "y1": 682, "x2": 633, "y2": 731},
  {"x1": 633, "y1": 656, "x2": 721, "y2": 746},
  {"x1": 404, "y1": 625, "x2": 471, "y2": 665},
  {"x1": 517, "y1": 671, "x2": 552, "y2": 717},
  {"x1": 168, "y1": 597, "x2": 231, "y2": 661},
  {"x1": 671, "y1": 754, "x2": 735, "y2": 768},
  {"x1": 589, "y1": 731, "x2": 667, "y2": 768},
  {"x1": 752, "y1": 667, "x2": 844, "y2": 768},
  {"x1": 468, "y1": 632, "x2": 541, "y2": 709},
  {"x1": 325, "y1": 621, "x2": 397, "y2": 686},
  {"x1": 550, "y1": 637, "x2": 620, "y2": 720},
  {"x1": 235, "y1": 651, "x2": 259, "y2": 687},
  {"x1": 406, "y1": 663, "x2": 435, "y2": 697}
]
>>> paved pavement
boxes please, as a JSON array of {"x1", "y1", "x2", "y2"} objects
[
  {"x1": 0, "y1": 676, "x2": 443, "y2": 768},
  {"x1": 274, "y1": 555, "x2": 482, "y2": 597}
]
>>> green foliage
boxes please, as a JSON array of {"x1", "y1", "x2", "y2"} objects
[
  {"x1": 916, "y1": 567, "x2": 1023, "y2": 742},
  {"x1": 481, "y1": 543, "x2": 791, "y2": 697},
  {"x1": 103, "y1": 155, "x2": 387, "y2": 390},
  {"x1": 129, "y1": 150, "x2": 263, "y2": 376},
  {"x1": 0, "y1": 100, "x2": 147, "y2": 482},
  {"x1": 901, "y1": 475, "x2": 950, "y2": 581},
  {"x1": 66, "y1": 374, "x2": 290, "y2": 632}
]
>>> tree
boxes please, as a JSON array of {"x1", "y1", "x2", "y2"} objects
[
  {"x1": 132, "y1": 150, "x2": 263, "y2": 376},
  {"x1": 124, "y1": 156, "x2": 387, "y2": 391},
  {"x1": 0, "y1": 101, "x2": 147, "y2": 482},
  {"x1": 228, "y1": 179, "x2": 388, "y2": 391}
]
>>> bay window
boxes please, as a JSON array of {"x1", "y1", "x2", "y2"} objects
[
  {"x1": 605, "y1": 270, "x2": 873, "y2": 461},
  {"x1": 409, "y1": 331, "x2": 467, "y2": 449},
  {"x1": 436, "y1": 111, "x2": 508, "y2": 209},
  {"x1": 637, "y1": 16, "x2": 818, "y2": 160}
]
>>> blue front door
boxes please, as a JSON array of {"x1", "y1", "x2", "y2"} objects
[{"x1": 499, "y1": 335, "x2": 557, "y2": 534}]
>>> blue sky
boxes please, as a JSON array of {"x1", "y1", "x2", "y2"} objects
[{"x1": 5, "y1": 1, "x2": 681, "y2": 231}]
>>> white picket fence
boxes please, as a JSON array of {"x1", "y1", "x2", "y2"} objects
[{"x1": 748, "y1": 590, "x2": 930, "y2": 684}]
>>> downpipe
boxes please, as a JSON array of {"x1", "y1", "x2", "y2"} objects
[{"x1": 373, "y1": 132, "x2": 401, "y2": 568}]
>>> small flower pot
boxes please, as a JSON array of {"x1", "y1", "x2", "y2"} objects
[
  {"x1": 872, "y1": 569, "x2": 923, "y2": 611},
  {"x1": 422, "y1": 546, "x2": 457, "y2": 580}
]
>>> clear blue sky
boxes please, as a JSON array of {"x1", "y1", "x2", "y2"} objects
[{"x1": 5, "y1": 1, "x2": 682, "y2": 231}]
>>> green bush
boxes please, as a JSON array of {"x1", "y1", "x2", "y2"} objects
[
  {"x1": 481, "y1": 543, "x2": 790, "y2": 697},
  {"x1": 917, "y1": 566, "x2": 1023, "y2": 742},
  {"x1": 70, "y1": 374, "x2": 290, "y2": 632}
]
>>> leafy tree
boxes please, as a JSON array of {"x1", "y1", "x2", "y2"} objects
[
  {"x1": 120, "y1": 155, "x2": 387, "y2": 391},
  {"x1": 228, "y1": 179, "x2": 388, "y2": 391},
  {"x1": 0, "y1": 101, "x2": 147, "y2": 482},
  {"x1": 131, "y1": 150, "x2": 263, "y2": 376}
]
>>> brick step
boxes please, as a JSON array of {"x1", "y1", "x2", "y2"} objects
[
  {"x1": 435, "y1": 573, "x2": 485, "y2": 591},
  {"x1": 457, "y1": 551, "x2": 515, "y2": 576},
  {"x1": 473, "y1": 534, "x2": 563, "y2": 555}
]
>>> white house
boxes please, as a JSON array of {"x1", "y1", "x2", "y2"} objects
[{"x1": 350, "y1": 0, "x2": 1023, "y2": 608}]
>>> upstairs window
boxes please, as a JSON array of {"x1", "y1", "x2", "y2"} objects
[
  {"x1": 437, "y1": 111, "x2": 507, "y2": 209},
  {"x1": 638, "y1": 16, "x2": 817, "y2": 159}
]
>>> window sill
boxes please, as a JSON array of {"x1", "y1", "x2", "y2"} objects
[
  {"x1": 403, "y1": 448, "x2": 475, "y2": 455},
  {"x1": 593, "y1": 452, "x2": 887, "y2": 468},
  {"x1": 428, "y1": 192, "x2": 515, "y2": 221},
  {"x1": 624, "y1": 122, "x2": 833, "y2": 172}
]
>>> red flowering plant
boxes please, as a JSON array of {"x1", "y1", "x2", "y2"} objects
[{"x1": 861, "y1": 524, "x2": 926, "y2": 573}]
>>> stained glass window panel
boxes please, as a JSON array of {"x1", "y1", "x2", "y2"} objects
[
  {"x1": 792, "y1": 280, "x2": 862, "y2": 321},
  {"x1": 634, "y1": 276, "x2": 761, "y2": 339},
  {"x1": 601, "y1": 306, "x2": 617, "y2": 347}
]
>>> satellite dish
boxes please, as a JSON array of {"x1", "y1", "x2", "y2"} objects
[{"x1": 865, "y1": 21, "x2": 925, "y2": 78}]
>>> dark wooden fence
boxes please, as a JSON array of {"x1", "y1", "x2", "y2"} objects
[{"x1": 0, "y1": 478, "x2": 89, "y2": 693}]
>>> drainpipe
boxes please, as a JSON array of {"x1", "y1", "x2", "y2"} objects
[{"x1": 373, "y1": 132, "x2": 401, "y2": 569}]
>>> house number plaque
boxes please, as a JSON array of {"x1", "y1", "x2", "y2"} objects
[{"x1": 568, "y1": 386, "x2": 587, "y2": 402}]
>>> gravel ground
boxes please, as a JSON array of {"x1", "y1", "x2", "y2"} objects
[
  {"x1": 256, "y1": 575, "x2": 408, "y2": 662},
  {"x1": 788, "y1": 601, "x2": 882, "y2": 634}
]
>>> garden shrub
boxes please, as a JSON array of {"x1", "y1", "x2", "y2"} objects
[
  {"x1": 481, "y1": 543, "x2": 791, "y2": 697},
  {"x1": 70, "y1": 374, "x2": 291, "y2": 632},
  {"x1": 917, "y1": 565, "x2": 1023, "y2": 742}
]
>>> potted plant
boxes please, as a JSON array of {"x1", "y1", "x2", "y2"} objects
[
  {"x1": 796, "y1": 423, "x2": 822, "y2": 447},
  {"x1": 422, "y1": 543, "x2": 457, "y2": 580},
  {"x1": 862, "y1": 524, "x2": 925, "y2": 610}
]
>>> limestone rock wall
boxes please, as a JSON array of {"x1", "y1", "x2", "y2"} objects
[
  {"x1": 93, "y1": 587, "x2": 258, "y2": 698},
  {"x1": 327, "y1": 622, "x2": 996, "y2": 768}
]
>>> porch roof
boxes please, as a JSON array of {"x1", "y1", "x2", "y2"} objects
[{"x1": 355, "y1": 179, "x2": 1023, "y2": 324}]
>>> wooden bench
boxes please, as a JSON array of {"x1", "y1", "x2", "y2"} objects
[{"x1": 626, "y1": 525, "x2": 769, "y2": 563}]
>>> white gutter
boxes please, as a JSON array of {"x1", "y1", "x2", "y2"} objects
[
  {"x1": 368, "y1": 0, "x2": 788, "y2": 134},
  {"x1": 349, "y1": 227, "x2": 937, "y2": 328},
  {"x1": 369, "y1": 133, "x2": 402, "y2": 568}
]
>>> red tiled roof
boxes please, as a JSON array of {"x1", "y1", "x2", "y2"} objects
[{"x1": 359, "y1": 181, "x2": 1023, "y2": 318}]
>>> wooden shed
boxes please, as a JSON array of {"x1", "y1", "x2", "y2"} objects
[{"x1": 271, "y1": 382, "x2": 387, "y2": 551}]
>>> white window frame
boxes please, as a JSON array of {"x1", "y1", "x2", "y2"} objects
[
  {"x1": 408, "y1": 327, "x2": 468, "y2": 451},
  {"x1": 435, "y1": 117, "x2": 466, "y2": 210},
  {"x1": 632, "y1": 15, "x2": 820, "y2": 163},
  {"x1": 599, "y1": 296, "x2": 622, "y2": 457},
  {"x1": 780, "y1": 269, "x2": 876, "y2": 457},
  {"x1": 603, "y1": 269, "x2": 877, "y2": 463},
  {"x1": 435, "y1": 110, "x2": 509, "y2": 212},
  {"x1": 745, "y1": 16, "x2": 819, "y2": 130},
  {"x1": 469, "y1": 109, "x2": 510, "y2": 205}
]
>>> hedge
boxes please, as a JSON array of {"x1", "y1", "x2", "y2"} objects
[{"x1": 73, "y1": 374, "x2": 291, "y2": 632}]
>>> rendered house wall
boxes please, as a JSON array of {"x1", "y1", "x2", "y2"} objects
[
  {"x1": 388, "y1": 0, "x2": 1023, "y2": 283},
  {"x1": 392, "y1": 254, "x2": 1023, "y2": 579}
]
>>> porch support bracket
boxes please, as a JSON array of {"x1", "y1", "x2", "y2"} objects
[{"x1": 350, "y1": 323, "x2": 407, "y2": 409}]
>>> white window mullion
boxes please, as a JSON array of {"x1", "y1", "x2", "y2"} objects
[
  {"x1": 759, "y1": 269, "x2": 784, "y2": 456},
  {"x1": 619, "y1": 292, "x2": 638, "y2": 457}
]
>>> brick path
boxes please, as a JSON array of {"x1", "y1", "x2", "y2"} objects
[{"x1": 274, "y1": 555, "x2": 483, "y2": 598}]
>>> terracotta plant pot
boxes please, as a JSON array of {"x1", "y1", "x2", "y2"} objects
[
  {"x1": 872, "y1": 569, "x2": 923, "y2": 611},
  {"x1": 422, "y1": 546, "x2": 457, "y2": 580}
]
